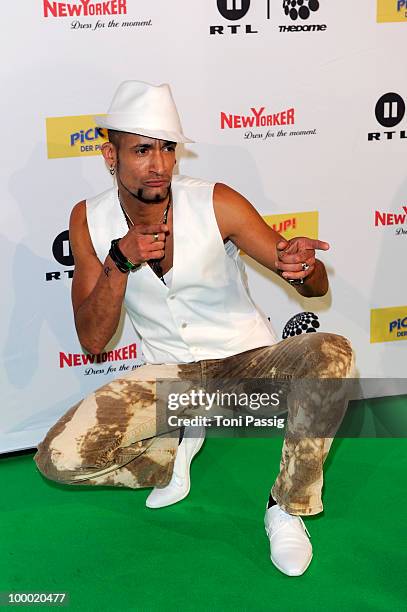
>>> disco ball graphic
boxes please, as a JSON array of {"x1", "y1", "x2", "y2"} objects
[
  {"x1": 282, "y1": 312, "x2": 320, "y2": 339},
  {"x1": 282, "y1": 0, "x2": 320, "y2": 21}
]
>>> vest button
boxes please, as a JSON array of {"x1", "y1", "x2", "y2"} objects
[
  {"x1": 181, "y1": 322, "x2": 187, "y2": 328},
  {"x1": 169, "y1": 295, "x2": 175, "y2": 300}
]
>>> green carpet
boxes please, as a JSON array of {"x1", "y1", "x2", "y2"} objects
[{"x1": 1, "y1": 432, "x2": 406, "y2": 610}]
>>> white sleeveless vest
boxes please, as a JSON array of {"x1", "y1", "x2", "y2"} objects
[{"x1": 86, "y1": 175, "x2": 278, "y2": 364}]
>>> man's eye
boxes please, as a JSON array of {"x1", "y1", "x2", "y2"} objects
[
  {"x1": 164, "y1": 145, "x2": 175, "y2": 152},
  {"x1": 136, "y1": 148, "x2": 148, "y2": 154}
]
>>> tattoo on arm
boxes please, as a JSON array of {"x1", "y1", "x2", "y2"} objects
[{"x1": 104, "y1": 266, "x2": 112, "y2": 277}]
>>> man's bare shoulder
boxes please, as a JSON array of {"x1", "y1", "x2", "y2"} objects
[
  {"x1": 213, "y1": 181, "x2": 249, "y2": 203},
  {"x1": 69, "y1": 200, "x2": 96, "y2": 256},
  {"x1": 69, "y1": 200, "x2": 89, "y2": 241},
  {"x1": 213, "y1": 182, "x2": 261, "y2": 240},
  {"x1": 70, "y1": 200, "x2": 86, "y2": 225}
]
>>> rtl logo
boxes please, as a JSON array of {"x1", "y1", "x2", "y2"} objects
[
  {"x1": 368, "y1": 92, "x2": 407, "y2": 141},
  {"x1": 46, "y1": 230, "x2": 74, "y2": 281},
  {"x1": 210, "y1": 0, "x2": 258, "y2": 35}
]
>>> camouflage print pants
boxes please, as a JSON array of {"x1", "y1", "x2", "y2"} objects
[{"x1": 33, "y1": 332, "x2": 355, "y2": 516}]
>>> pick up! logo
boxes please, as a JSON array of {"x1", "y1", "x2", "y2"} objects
[
  {"x1": 46, "y1": 115, "x2": 108, "y2": 158},
  {"x1": 371, "y1": 306, "x2": 407, "y2": 343},
  {"x1": 377, "y1": 0, "x2": 407, "y2": 23},
  {"x1": 389, "y1": 318, "x2": 407, "y2": 335},
  {"x1": 70, "y1": 127, "x2": 105, "y2": 147},
  {"x1": 263, "y1": 211, "x2": 319, "y2": 241}
]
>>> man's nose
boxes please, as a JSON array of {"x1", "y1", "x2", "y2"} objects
[{"x1": 150, "y1": 150, "x2": 165, "y2": 174}]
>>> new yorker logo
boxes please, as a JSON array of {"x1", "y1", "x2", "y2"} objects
[
  {"x1": 220, "y1": 106, "x2": 318, "y2": 141},
  {"x1": 210, "y1": 0, "x2": 259, "y2": 35},
  {"x1": 46, "y1": 230, "x2": 74, "y2": 281},
  {"x1": 375, "y1": 205, "x2": 407, "y2": 236},
  {"x1": 42, "y1": 1, "x2": 152, "y2": 33},
  {"x1": 221, "y1": 106, "x2": 295, "y2": 129},
  {"x1": 43, "y1": 0, "x2": 127, "y2": 17},
  {"x1": 279, "y1": 0, "x2": 327, "y2": 32},
  {"x1": 368, "y1": 92, "x2": 407, "y2": 141},
  {"x1": 59, "y1": 344, "x2": 137, "y2": 368}
]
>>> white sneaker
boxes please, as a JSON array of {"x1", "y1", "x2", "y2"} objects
[
  {"x1": 145, "y1": 426, "x2": 205, "y2": 509},
  {"x1": 264, "y1": 504, "x2": 313, "y2": 576}
]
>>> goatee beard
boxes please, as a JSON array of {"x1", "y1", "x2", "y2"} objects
[
  {"x1": 135, "y1": 187, "x2": 170, "y2": 204},
  {"x1": 116, "y1": 162, "x2": 170, "y2": 204}
]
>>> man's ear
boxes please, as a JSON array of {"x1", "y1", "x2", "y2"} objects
[{"x1": 101, "y1": 142, "x2": 117, "y2": 169}]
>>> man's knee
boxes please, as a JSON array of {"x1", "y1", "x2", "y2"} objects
[
  {"x1": 33, "y1": 444, "x2": 74, "y2": 485},
  {"x1": 299, "y1": 332, "x2": 354, "y2": 377}
]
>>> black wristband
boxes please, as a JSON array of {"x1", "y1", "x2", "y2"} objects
[{"x1": 109, "y1": 238, "x2": 140, "y2": 273}]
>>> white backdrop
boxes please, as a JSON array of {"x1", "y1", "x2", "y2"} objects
[{"x1": 1, "y1": 0, "x2": 406, "y2": 453}]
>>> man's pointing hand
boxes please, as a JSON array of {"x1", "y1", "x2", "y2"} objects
[{"x1": 275, "y1": 237, "x2": 330, "y2": 282}]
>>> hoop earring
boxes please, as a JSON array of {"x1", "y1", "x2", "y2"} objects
[{"x1": 109, "y1": 166, "x2": 116, "y2": 176}]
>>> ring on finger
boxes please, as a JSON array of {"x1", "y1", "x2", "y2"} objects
[
  {"x1": 152, "y1": 233, "x2": 159, "y2": 242},
  {"x1": 301, "y1": 262, "x2": 310, "y2": 271}
]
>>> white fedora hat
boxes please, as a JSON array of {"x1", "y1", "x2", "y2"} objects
[{"x1": 94, "y1": 80, "x2": 194, "y2": 143}]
